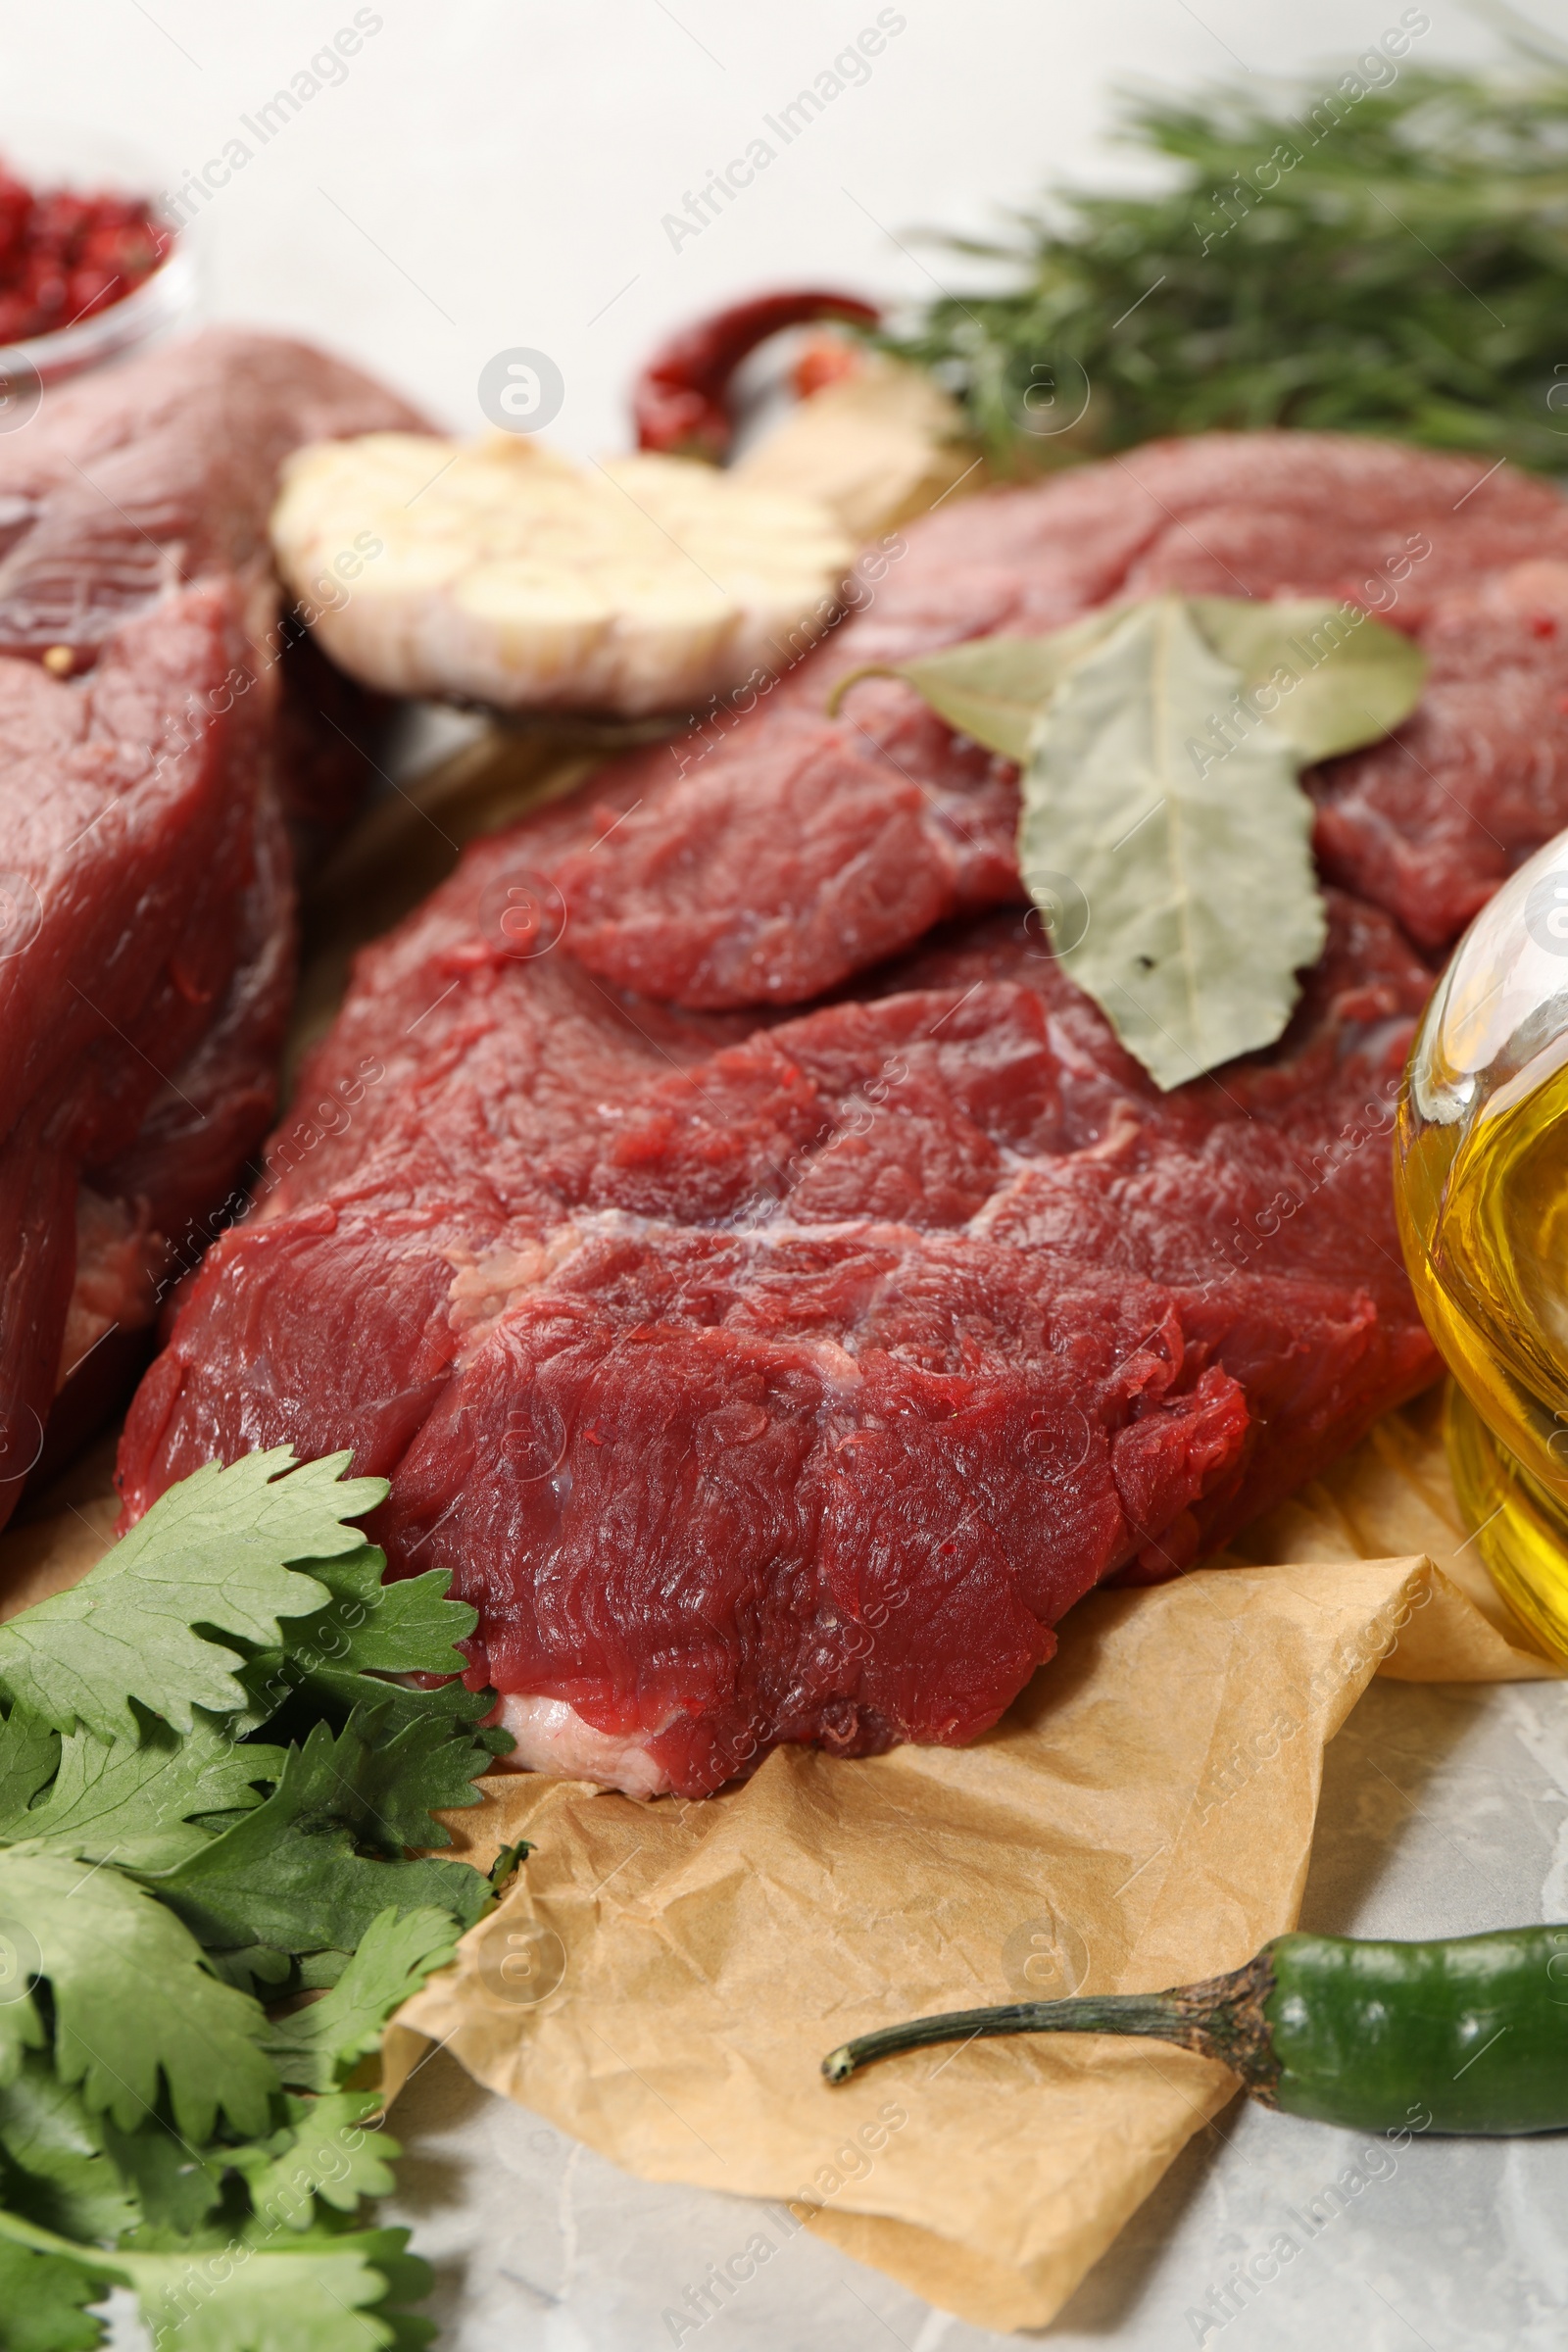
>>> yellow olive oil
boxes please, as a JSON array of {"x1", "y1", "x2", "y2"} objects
[{"x1": 1396, "y1": 1053, "x2": 1568, "y2": 1658}]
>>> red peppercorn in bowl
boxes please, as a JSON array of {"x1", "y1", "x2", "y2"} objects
[{"x1": 0, "y1": 125, "x2": 194, "y2": 401}]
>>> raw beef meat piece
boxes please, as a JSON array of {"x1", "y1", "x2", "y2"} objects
[
  {"x1": 0, "y1": 330, "x2": 426, "y2": 1524},
  {"x1": 556, "y1": 434, "x2": 1568, "y2": 1002},
  {"x1": 0, "y1": 326, "x2": 425, "y2": 843},
  {"x1": 125, "y1": 429, "x2": 1556, "y2": 1794},
  {"x1": 118, "y1": 823, "x2": 1434, "y2": 1794}
]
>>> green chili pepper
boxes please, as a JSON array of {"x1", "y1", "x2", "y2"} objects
[{"x1": 822, "y1": 1927, "x2": 1568, "y2": 2132}]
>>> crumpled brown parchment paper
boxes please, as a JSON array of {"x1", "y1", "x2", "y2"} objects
[
  {"x1": 1218, "y1": 1389, "x2": 1562, "y2": 1681},
  {"x1": 381, "y1": 1537, "x2": 1529, "y2": 2333}
]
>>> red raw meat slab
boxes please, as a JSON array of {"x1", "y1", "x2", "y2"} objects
[
  {"x1": 556, "y1": 434, "x2": 1568, "y2": 1002},
  {"x1": 0, "y1": 328, "x2": 426, "y2": 1521},
  {"x1": 119, "y1": 846, "x2": 1435, "y2": 1793},
  {"x1": 126, "y1": 429, "x2": 1568, "y2": 1792}
]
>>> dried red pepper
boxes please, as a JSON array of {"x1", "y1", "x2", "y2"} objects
[{"x1": 632, "y1": 288, "x2": 879, "y2": 462}]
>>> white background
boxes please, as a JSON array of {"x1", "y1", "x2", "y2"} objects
[{"x1": 0, "y1": 0, "x2": 1505, "y2": 454}]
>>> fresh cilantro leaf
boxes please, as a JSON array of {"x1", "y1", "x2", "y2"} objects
[
  {"x1": 264, "y1": 1909, "x2": 461, "y2": 2094},
  {"x1": 0, "y1": 2231, "x2": 108, "y2": 2352},
  {"x1": 0, "y1": 1453, "x2": 387, "y2": 1741},
  {"x1": 0, "y1": 1846, "x2": 275, "y2": 2142},
  {"x1": 99, "y1": 2104, "x2": 225, "y2": 2237},
  {"x1": 231, "y1": 2091, "x2": 397, "y2": 2230},
  {"x1": 240, "y1": 1688, "x2": 498, "y2": 1859},
  {"x1": 133, "y1": 2227, "x2": 432, "y2": 2352},
  {"x1": 294, "y1": 1950, "x2": 351, "y2": 1991},
  {"x1": 239, "y1": 1534, "x2": 507, "y2": 1823},
  {"x1": 0, "y1": 1451, "x2": 508, "y2": 2352},
  {"x1": 22, "y1": 1719, "x2": 285, "y2": 1872},
  {"x1": 0, "y1": 1712, "x2": 60, "y2": 1840},
  {"x1": 0, "y1": 2211, "x2": 431, "y2": 2352},
  {"x1": 0, "y1": 2058, "x2": 137, "y2": 2244},
  {"x1": 137, "y1": 1727, "x2": 494, "y2": 1958},
  {"x1": 278, "y1": 1546, "x2": 476, "y2": 1677},
  {"x1": 345, "y1": 2227, "x2": 438, "y2": 2352},
  {"x1": 247, "y1": 1657, "x2": 508, "y2": 1791},
  {"x1": 332, "y1": 1699, "x2": 499, "y2": 1853},
  {"x1": 207, "y1": 1946, "x2": 294, "y2": 1996},
  {"x1": 0, "y1": 1954, "x2": 44, "y2": 2089}
]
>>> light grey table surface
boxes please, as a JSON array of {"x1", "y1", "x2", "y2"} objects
[{"x1": 383, "y1": 1676, "x2": 1568, "y2": 2352}]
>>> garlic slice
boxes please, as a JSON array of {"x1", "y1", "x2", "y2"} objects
[{"x1": 270, "y1": 431, "x2": 853, "y2": 716}]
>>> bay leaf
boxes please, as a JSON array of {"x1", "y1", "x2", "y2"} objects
[
  {"x1": 827, "y1": 594, "x2": 1423, "y2": 771},
  {"x1": 1189, "y1": 595, "x2": 1427, "y2": 762},
  {"x1": 1019, "y1": 597, "x2": 1326, "y2": 1091},
  {"x1": 825, "y1": 611, "x2": 1118, "y2": 764}
]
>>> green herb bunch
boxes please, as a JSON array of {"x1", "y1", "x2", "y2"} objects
[
  {"x1": 0, "y1": 1450, "x2": 520, "y2": 2351},
  {"x1": 879, "y1": 41, "x2": 1568, "y2": 471}
]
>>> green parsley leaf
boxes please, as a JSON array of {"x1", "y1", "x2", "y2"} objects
[
  {"x1": 0, "y1": 1454, "x2": 387, "y2": 1741},
  {"x1": 0, "y1": 2210, "x2": 433, "y2": 2352},
  {"x1": 0, "y1": 1845, "x2": 276, "y2": 2142},
  {"x1": 0, "y1": 2057, "x2": 138, "y2": 2245},
  {"x1": 21, "y1": 1718, "x2": 285, "y2": 1873},
  {"x1": 0, "y1": 2231, "x2": 109, "y2": 2352},
  {"x1": 0, "y1": 1713, "x2": 60, "y2": 1840},
  {"x1": 231, "y1": 2092, "x2": 398, "y2": 2230},
  {"x1": 134, "y1": 1727, "x2": 493, "y2": 1958},
  {"x1": 264, "y1": 1909, "x2": 462, "y2": 2094}
]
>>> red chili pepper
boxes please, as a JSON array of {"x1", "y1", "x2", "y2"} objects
[
  {"x1": 632, "y1": 288, "x2": 880, "y2": 462},
  {"x1": 793, "y1": 329, "x2": 866, "y2": 401}
]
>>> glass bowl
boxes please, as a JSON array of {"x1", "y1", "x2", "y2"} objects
[
  {"x1": 1396, "y1": 822, "x2": 1568, "y2": 1656},
  {"x1": 0, "y1": 119, "x2": 198, "y2": 402}
]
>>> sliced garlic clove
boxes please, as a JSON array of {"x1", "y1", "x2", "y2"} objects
[{"x1": 270, "y1": 430, "x2": 853, "y2": 716}]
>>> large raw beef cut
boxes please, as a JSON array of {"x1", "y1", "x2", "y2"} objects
[
  {"x1": 0, "y1": 329, "x2": 426, "y2": 1520},
  {"x1": 118, "y1": 432, "x2": 1568, "y2": 1796}
]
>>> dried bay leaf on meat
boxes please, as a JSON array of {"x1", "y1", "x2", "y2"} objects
[
  {"x1": 1189, "y1": 594, "x2": 1427, "y2": 762},
  {"x1": 825, "y1": 610, "x2": 1119, "y2": 762},
  {"x1": 1018, "y1": 596, "x2": 1326, "y2": 1089},
  {"x1": 826, "y1": 593, "x2": 1424, "y2": 769}
]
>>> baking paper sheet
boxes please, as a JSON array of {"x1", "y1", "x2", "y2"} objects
[
  {"x1": 382, "y1": 1544, "x2": 1526, "y2": 2332},
  {"x1": 1220, "y1": 1389, "x2": 1562, "y2": 1682}
]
